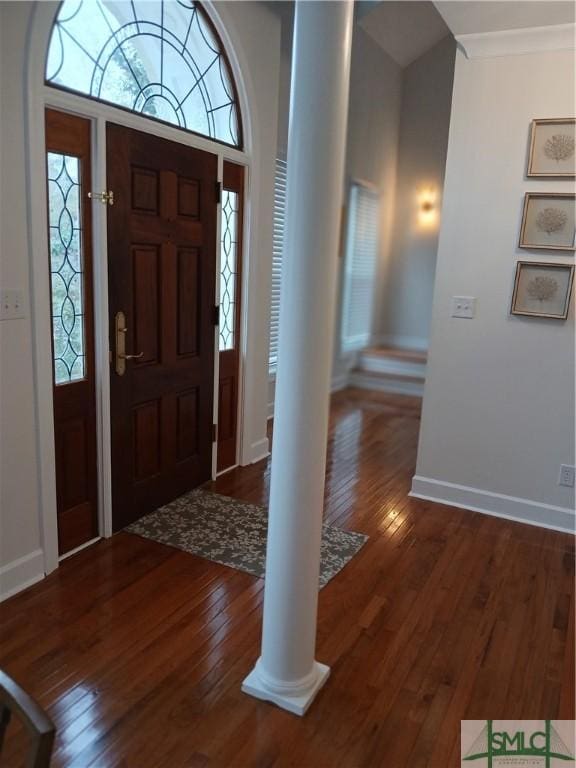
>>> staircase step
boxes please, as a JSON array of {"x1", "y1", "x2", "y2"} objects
[
  {"x1": 349, "y1": 369, "x2": 425, "y2": 397},
  {"x1": 358, "y1": 346, "x2": 427, "y2": 379},
  {"x1": 363, "y1": 346, "x2": 427, "y2": 365}
]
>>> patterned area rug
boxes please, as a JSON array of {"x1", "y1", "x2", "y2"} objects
[{"x1": 126, "y1": 489, "x2": 368, "y2": 588}]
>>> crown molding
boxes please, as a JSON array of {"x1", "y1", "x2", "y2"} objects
[{"x1": 457, "y1": 23, "x2": 576, "y2": 59}]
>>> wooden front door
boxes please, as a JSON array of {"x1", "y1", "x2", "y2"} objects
[
  {"x1": 45, "y1": 109, "x2": 99, "y2": 555},
  {"x1": 106, "y1": 124, "x2": 218, "y2": 530}
]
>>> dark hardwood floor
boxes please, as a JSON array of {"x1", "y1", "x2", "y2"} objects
[{"x1": 1, "y1": 389, "x2": 574, "y2": 767}]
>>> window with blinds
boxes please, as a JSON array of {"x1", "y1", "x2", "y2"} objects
[
  {"x1": 269, "y1": 156, "x2": 287, "y2": 374},
  {"x1": 341, "y1": 182, "x2": 380, "y2": 351}
]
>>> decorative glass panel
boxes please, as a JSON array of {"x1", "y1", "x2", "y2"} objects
[
  {"x1": 46, "y1": 1, "x2": 241, "y2": 147},
  {"x1": 219, "y1": 190, "x2": 239, "y2": 351},
  {"x1": 47, "y1": 152, "x2": 86, "y2": 384}
]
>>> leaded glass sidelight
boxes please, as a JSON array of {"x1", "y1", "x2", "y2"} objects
[
  {"x1": 46, "y1": 0, "x2": 242, "y2": 147},
  {"x1": 47, "y1": 152, "x2": 86, "y2": 384},
  {"x1": 219, "y1": 190, "x2": 239, "y2": 351}
]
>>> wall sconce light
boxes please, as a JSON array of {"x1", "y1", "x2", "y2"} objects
[{"x1": 417, "y1": 186, "x2": 438, "y2": 229}]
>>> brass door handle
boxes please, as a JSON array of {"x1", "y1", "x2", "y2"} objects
[{"x1": 115, "y1": 311, "x2": 143, "y2": 375}]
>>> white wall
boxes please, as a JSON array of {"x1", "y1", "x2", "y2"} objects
[
  {"x1": 0, "y1": 2, "x2": 45, "y2": 600},
  {"x1": 0, "y1": 0, "x2": 280, "y2": 598},
  {"x1": 380, "y1": 36, "x2": 455, "y2": 351},
  {"x1": 215, "y1": 1, "x2": 280, "y2": 464},
  {"x1": 413, "y1": 38, "x2": 575, "y2": 531}
]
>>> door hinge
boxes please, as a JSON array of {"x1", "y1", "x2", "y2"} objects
[
  {"x1": 213, "y1": 305, "x2": 220, "y2": 326},
  {"x1": 212, "y1": 423, "x2": 218, "y2": 442},
  {"x1": 216, "y1": 181, "x2": 222, "y2": 204},
  {"x1": 88, "y1": 190, "x2": 114, "y2": 206}
]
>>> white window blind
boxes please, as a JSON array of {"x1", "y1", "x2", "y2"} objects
[
  {"x1": 342, "y1": 182, "x2": 380, "y2": 350},
  {"x1": 269, "y1": 157, "x2": 287, "y2": 373}
]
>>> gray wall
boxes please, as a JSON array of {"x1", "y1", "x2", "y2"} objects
[
  {"x1": 268, "y1": 14, "x2": 455, "y2": 414},
  {"x1": 334, "y1": 26, "x2": 403, "y2": 380},
  {"x1": 269, "y1": 19, "x2": 403, "y2": 407},
  {"x1": 379, "y1": 36, "x2": 456, "y2": 350}
]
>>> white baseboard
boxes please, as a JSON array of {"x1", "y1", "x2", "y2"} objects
[
  {"x1": 349, "y1": 371, "x2": 424, "y2": 397},
  {"x1": 0, "y1": 549, "x2": 45, "y2": 602},
  {"x1": 375, "y1": 334, "x2": 429, "y2": 352},
  {"x1": 250, "y1": 437, "x2": 270, "y2": 464},
  {"x1": 410, "y1": 475, "x2": 575, "y2": 534},
  {"x1": 330, "y1": 373, "x2": 350, "y2": 393}
]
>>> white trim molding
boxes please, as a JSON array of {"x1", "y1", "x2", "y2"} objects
[
  {"x1": 248, "y1": 437, "x2": 271, "y2": 465},
  {"x1": 0, "y1": 549, "x2": 45, "y2": 603},
  {"x1": 410, "y1": 475, "x2": 575, "y2": 534},
  {"x1": 457, "y1": 23, "x2": 576, "y2": 60},
  {"x1": 330, "y1": 373, "x2": 350, "y2": 394}
]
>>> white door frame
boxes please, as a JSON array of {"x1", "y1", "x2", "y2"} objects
[{"x1": 25, "y1": 1, "x2": 255, "y2": 574}]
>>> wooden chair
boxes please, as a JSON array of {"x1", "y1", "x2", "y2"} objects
[{"x1": 0, "y1": 670, "x2": 55, "y2": 768}]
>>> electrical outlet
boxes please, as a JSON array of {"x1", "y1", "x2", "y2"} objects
[
  {"x1": 0, "y1": 289, "x2": 26, "y2": 320},
  {"x1": 451, "y1": 296, "x2": 476, "y2": 319},
  {"x1": 559, "y1": 464, "x2": 575, "y2": 488}
]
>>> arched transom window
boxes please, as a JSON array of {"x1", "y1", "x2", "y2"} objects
[{"x1": 46, "y1": 0, "x2": 242, "y2": 147}]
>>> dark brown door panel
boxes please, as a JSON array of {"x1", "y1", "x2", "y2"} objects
[{"x1": 107, "y1": 123, "x2": 217, "y2": 530}]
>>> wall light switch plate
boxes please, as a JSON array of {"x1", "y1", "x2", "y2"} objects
[
  {"x1": 0, "y1": 289, "x2": 26, "y2": 320},
  {"x1": 559, "y1": 464, "x2": 575, "y2": 488},
  {"x1": 451, "y1": 296, "x2": 476, "y2": 319}
]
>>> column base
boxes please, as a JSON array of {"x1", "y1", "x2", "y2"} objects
[{"x1": 242, "y1": 660, "x2": 330, "y2": 716}]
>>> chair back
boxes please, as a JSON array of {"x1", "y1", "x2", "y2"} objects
[{"x1": 0, "y1": 669, "x2": 55, "y2": 768}]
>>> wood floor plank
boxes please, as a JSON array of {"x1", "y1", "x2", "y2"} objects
[{"x1": 0, "y1": 388, "x2": 573, "y2": 768}]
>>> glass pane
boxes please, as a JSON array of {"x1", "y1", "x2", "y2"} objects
[
  {"x1": 47, "y1": 152, "x2": 86, "y2": 385},
  {"x1": 45, "y1": 0, "x2": 241, "y2": 147},
  {"x1": 219, "y1": 190, "x2": 239, "y2": 351},
  {"x1": 342, "y1": 184, "x2": 380, "y2": 350}
]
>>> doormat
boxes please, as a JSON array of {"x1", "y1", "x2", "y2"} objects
[{"x1": 125, "y1": 489, "x2": 368, "y2": 588}]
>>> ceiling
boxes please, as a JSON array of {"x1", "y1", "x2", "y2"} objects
[
  {"x1": 358, "y1": 2, "x2": 451, "y2": 67},
  {"x1": 434, "y1": 1, "x2": 575, "y2": 36},
  {"x1": 266, "y1": 1, "x2": 575, "y2": 70}
]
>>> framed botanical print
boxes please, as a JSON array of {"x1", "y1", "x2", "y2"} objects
[
  {"x1": 519, "y1": 193, "x2": 575, "y2": 251},
  {"x1": 527, "y1": 118, "x2": 575, "y2": 177},
  {"x1": 511, "y1": 261, "x2": 574, "y2": 319}
]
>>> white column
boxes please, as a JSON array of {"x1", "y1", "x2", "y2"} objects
[{"x1": 242, "y1": 0, "x2": 353, "y2": 716}]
